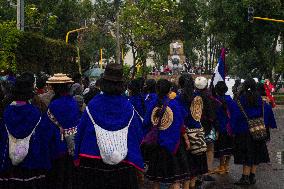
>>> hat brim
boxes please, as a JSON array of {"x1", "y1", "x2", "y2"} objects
[
  {"x1": 102, "y1": 75, "x2": 123, "y2": 82},
  {"x1": 46, "y1": 80, "x2": 74, "y2": 84}
]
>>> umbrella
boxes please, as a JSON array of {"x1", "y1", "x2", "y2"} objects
[{"x1": 84, "y1": 68, "x2": 105, "y2": 78}]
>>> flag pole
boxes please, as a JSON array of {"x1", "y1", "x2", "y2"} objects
[{"x1": 100, "y1": 48, "x2": 103, "y2": 69}]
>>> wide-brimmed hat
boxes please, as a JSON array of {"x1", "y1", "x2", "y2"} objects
[
  {"x1": 102, "y1": 64, "x2": 123, "y2": 82},
  {"x1": 46, "y1": 73, "x2": 74, "y2": 84},
  {"x1": 194, "y1": 77, "x2": 208, "y2": 90}
]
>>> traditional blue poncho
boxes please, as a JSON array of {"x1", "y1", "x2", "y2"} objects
[
  {"x1": 143, "y1": 97, "x2": 183, "y2": 154},
  {"x1": 144, "y1": 93, "x2": 158, "y2": 111},
  {"x1": 175, "y1": 94, "x2": 202, "y2": 129},
  {"x1": 0, "y1": 103, "x2": 53, "y2": 172},
  {"x1": 214, "y1": 95, "x2": 234, "y2": 134},
  {"x1": 75, "y1": 94, "x2": 144, "y2": 171},
  {"x1": 230, "y1": 95, "x2": 277, "y2": 135},
  {"x1": 129, "y1": 95, "x2": 147, "y2": 118},
  {"x1": 43, "y1": 95, "x2": 80, "y2": 159}
]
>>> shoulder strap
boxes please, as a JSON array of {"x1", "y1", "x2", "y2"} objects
[
  {"x1": 133, "y1": 108, "x2": 143, "y2": 122},
  {"x1": 237, "y1": 100, "x2": 265, "y2": 120},
  {"x1": 5, "y1": 117, "x2": 41, "y2": 138},
  {"x1": 47, "y1": 109, "x2": 64, "y2": 141},
  {"x1": 237, "y1": 100, "x2": 249, "y2": 120},
  {"x1": 86, "y1": 106, "x2": 96, "y2": 126},
  {"x1": 145, "y1": 94, "x2": 150, "y2": 101},
  {"x1": 86, "y1": 106, "x2": 135, "y2": 128},
  {"x1": 127, "y1": 109, "x2": 135, "y2": 127}
]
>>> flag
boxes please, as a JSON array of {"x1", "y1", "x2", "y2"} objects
[{"x1": 211, "y1": 48, "x2": 226, "y2": 87}]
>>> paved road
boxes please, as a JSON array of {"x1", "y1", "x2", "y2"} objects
[{"x1": 144, "y1": 106, "x2": 284, "y2": 189}]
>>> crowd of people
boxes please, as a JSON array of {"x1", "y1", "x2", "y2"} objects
[{"x1": 0, "y1": 64, "x2": 277, "y2": 189}]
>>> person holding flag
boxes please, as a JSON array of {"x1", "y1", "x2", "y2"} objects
[{"x1": 211, "y1": 48, "x2": 226, "y2": 90}]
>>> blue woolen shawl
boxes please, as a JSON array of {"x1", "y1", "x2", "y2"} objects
[
  {"x1": 75, "y1": 94, "x2": 144, "y2": 171},
  {"x1": 43, "y1": 95, "x2": 80, "y2": 159},
  {"x1": 143, "y1": 97, "x2": 183, "y2": 154},
  {"x1": 230, "y1": 95, "x2": 277, "y2": 135},
  {"x1": 129, "y1": 94, "x2": 147, "y2": 118},
  {"x1": 144, "y1": 93, "x2": 158, "y2": 112},
  {"x1": 0, "y1": 104, "x2": 53, "y2": 172},
  {"x1": 214, "y1": 95, "x2": 234, "y2": 134},
  {"x1": 175, "y1": 94, "x2": 202, "y2": 129}
]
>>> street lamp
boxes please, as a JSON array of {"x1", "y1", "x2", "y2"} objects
[{"x1": 17, "y1": 0, "x2": 25, "y2": 31}]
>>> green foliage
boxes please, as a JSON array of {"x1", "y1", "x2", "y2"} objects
[
  {"x1": 0, "y1": 21, "x2": 21, "y2": 71},
  {"x1": 122, "y1": 64, "x2": 151, "y2": 81},
  {"x1": 14, "y1": 32, "x2": 77, "y2": 73},
  {"x1": 120, "y1": 0, "x2": 183, "y2": 66},
  {"x1": 123, "y1": 64, "x2": 131, "y2": 80},
  {"x1": 0, "y1": 0, "x2": 16, "y2": 22},
  {"x1": 207, "y1": 0, "x2": 284, "y2": 78},
  {"x1": 79, "y1": 25, "x2": 117, "y2": 69},
  {"x1": 0, "y1": 21, "x2": 77, "y2": 73},
  {"x1": 1, "y1": 0, "x2": 284, "y2": 79}
]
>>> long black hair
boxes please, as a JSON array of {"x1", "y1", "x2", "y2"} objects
[
  {"x1": 144, "y1": 79, "x2": 156, "y2": 94},
  {"x1": 50, "y1": 83, "x2": 71, "y2": 102},
  {"x1": 242, "y1": 78, "x2": 259, "y2": 107},
  {"x1": 128, "y1": 78, "x2": 146, "y2": 113},
  {"x1": 153, "y1": 79, "x2": 171, "y2": 119},
  {"x1": 128, "y1": 79, "x2": 142, "y2": 96},
  {"x1": 215, "y1": 81, "x2": 228, "y2": 112},
  {"x1": 178, "y1": 73, "x2": 194, "y2": 104},
  {"x1": 13, "y1": 72, "x2": 35, "y2": 101}
]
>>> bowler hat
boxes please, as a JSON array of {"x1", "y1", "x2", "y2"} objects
[{"x1": 102, "y1": 64, "x2": 124, "y2": 82}]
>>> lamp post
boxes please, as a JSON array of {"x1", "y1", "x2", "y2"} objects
[
  {"x1": 17, "y1": 0, "x2": 24, "y2": 31},
  {"x1": 115, "y1": 0, "x2": 121, "y2": 64}
]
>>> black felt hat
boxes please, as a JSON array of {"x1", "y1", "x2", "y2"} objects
[{"x1": 102, "y1": 63, "x2": 124, "y2": 82}]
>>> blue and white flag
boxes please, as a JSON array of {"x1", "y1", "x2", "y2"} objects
[{"x1": 211, "y1": 48, "x2": 226, "y2": 87}]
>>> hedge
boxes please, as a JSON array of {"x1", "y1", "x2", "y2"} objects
[
  {"x1": 15, "y1": 32, "x2": 78, "y2": 74},
  {"x1": 0, "y1": 21, "x2": 78, "y2": 74}
]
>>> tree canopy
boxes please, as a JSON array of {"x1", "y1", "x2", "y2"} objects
[{"x1": 0, "y1": 0, "x2": 283, "y2": 79}]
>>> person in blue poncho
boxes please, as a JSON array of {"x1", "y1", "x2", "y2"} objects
[
  {"x1": 194, "y1": 76, "x2": 216, "y2": 182},
  {"x1": 142, "y1": 79, "x2": 191, "y2": 189},
  {"x1": 231, "y1": 78, "x2": 277, "y2": 186},
  {"x1": 43, "y1": 73, "x2": 80, "y2": 189},
  {"x1": 128, "y1": 78, "x2": 147, "y2": 118},
  {"x1": 143, "y1": 79, "x2": 158, "y2": 110},
  {"x1": 0, "y1": 72, "x2": 53, "y2": 189},
  {"x1": 176, "y1": 74, "x2": 208, "y2": 189},
  {"x1": 74, "y1": 64, "x2": 144, "y2": 189},
  {"x1": 212, "y1": 81, "x2": 234, "y2": 175}
]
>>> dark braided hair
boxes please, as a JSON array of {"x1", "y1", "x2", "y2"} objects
[
  {"x1": 215, "y1": 81, "x2": 228, "y2": 112},
  {"x1": 242, "y1": 78, "x2": 259, "y2": 107},
  {"x1": 153, "y1": 79, "x2": 171, "y2": 118},
  {"x1": 144, "y1": 79, "x2": 156, "y2": 94},
  {"x1": 178, "y1": 73, "x2": 194, "y2": 104},
  {"x1": 128, "y1": 78, "x2": 146, "y2": 114},
  {"x1": 50, "y1": 83, "x2": 71, "y2": 102}
]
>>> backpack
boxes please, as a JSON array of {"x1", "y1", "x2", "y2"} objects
[
  {"x1": 5, "y1": 117, "x2": 41, "y2": 166},
  {"x1": 86, "y1": 107, "x2": 134, "y2": 165}
]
